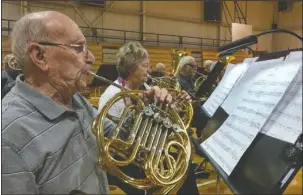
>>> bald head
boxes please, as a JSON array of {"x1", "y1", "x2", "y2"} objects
[
  {"x1": 156, "y1": 63, "x2": 166, "y2": 72},
  {"x1": 11, "y1": 11, "x2": 82, "y2": 71},
  {"x1": 11, "y1": 11, "x2": 93, "y2": 101}
]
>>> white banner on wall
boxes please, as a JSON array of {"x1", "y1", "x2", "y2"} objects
[{"x1": 232, "y1": 23, "x2": 253, "y2": 42}]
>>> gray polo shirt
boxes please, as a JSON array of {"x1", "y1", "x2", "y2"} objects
[{"x1": 2, "y1": 75, "x2": 113, "y2": 194}]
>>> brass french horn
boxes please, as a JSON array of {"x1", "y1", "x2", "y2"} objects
[
  {"x1": 147, "y1": 50, "x2": 193, "y2": 129},
  {"x1": 193, "y1": 72, "x2": 207, "y2": 92},
  {"x1": 193, "y1": 56, "x2": 236, "y2": 100},
  {"x1": 3, "y1": 54, "x2": 22, "y2": 71},
  {"x1": 89, "y1": 71, "x2": 192, "y2": 195},
  {"x1": 149, "y1": 49, "x2": 187, "y2": 91}
]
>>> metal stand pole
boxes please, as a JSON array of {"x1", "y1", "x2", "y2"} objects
[{"x1": 216, "y1": 174, "x2": 220, "y2": 195}]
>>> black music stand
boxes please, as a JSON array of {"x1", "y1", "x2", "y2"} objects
[
  {"x1": 197, "y1": 49, "x2": 303, "y2": 194},
  {"x1": 200, "y1": 115, "x2": 302, "y2": 194},
  {"x1": 197, "y1": 106, "x2": 303, "y2": 194},
  {"x1": 195, "y1": 61, "x2": 226, "y2": 98},
  {"x1": 89, "y1": 64, "x2": 118, "y2": 87}
]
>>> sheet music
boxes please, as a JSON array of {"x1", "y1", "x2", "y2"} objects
[
  {"x1": 202, "y1": 63, "x2": 248, "y2": 117},
  {"x1": 243, "y1": 56, "x2": 259, "y2": 64},
  {"x1": 234, "y1": 57, "x2": 259, "y2": 86},
  {"x1": 222, "y1": 63, "x2": 236, "y2": 79},
  {"x1": 260, "y1": 55, "x2": 302, "y2": 144},
  {"x1": 221, "y1": 58, "x2": 284, "y2": 114},
  {"x1": 285, "y1": 51, "x2": 302, "y2": 61},
  {"x1": 201, "y1": 58, "x2": 301, "y2": 176}
]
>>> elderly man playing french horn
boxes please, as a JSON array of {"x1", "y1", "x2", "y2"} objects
[
  {"x1": 1, "y1": 11, "x2": 192, "y2": 195},
  {"x1": 177, "y1": 56, "x2": 210, "y2": 138}
]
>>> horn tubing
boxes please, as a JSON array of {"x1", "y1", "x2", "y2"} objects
[
  {"x1": 194, "y1": 71, "x2": 205, "y2": 76},
  {"x1": 88, "y1": 71, "x2": 126, "y2": 90}
]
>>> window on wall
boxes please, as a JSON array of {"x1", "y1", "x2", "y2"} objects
[{"x1": 76, "y1": 0, "x2": 106, "y2": 7}]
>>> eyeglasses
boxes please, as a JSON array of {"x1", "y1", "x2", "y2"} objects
[
  {"x1": 186, "y1": 64, "x2": 197, "y2": 69},
  {"x1": 140, "y1": 63, "x2": 151, "y2": 68},
  {"x1": 37, "y1": 42, "x2": 88, "y2": 54}
]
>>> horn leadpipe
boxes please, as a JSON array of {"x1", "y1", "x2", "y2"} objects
[
  {"x1": 89, "y1": 71, "x2": 151, "y2": 91},
  {"x1": 89, "y1": 71, "x2": 189, "y2": 108},
  {"x1": 194, "y1": 71, "x2": 205, "y2": 76},
  {"x1": 88, "y1": 71, "x2": 127, "y2": 90}
]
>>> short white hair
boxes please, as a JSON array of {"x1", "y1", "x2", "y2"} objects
[
  {"x1": 178, "y1": 56, "x2": 195, "y2": 69},
  {"x1": 116, "y1": 41, "x2": 149, "y2": 78},
  {"x1": 11, "y1": 11, "x2": 52, "y2": 69},
  {"x1": 203, "y1": 60, "x2": 213, "y2": 68}
]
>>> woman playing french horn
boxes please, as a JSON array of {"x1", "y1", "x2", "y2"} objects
[{"x1": 97, "y1": 41, "x2": 199, "y2": 195}]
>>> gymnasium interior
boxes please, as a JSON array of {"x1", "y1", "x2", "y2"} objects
[{"x1": 1, "y1": 0, "x2": 302, "y2": 194}]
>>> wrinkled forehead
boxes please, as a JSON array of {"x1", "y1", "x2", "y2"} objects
[{"x1": 44, "y1": 15, "x2": 86, "y2": 44}]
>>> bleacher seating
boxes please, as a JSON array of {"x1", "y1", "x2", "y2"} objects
[
  {"x1": 87, "y1": 42, "x2": 102, "y2": 83},
  {"x1": 147, "y1": 47, "x2": 178, "y2": 72},
  {"x1": 84, "y1": 41, "x2": 251, "y2": 107},
  {"x1": 1, "y1": 36, "x2": 11, "y2": 67},
  {"x1": 1, "y1": 36, "x2": 250, "y2": 107}
]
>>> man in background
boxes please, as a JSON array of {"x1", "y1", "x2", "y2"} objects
[
  {"x1": 177, "y1": 56, "x2": 210, "y2": 138},
  {"x1": 201, "y1": 60, "x2": 213, "y2": 75},
  {"x1": 1, "y1": 54, "x2": 21, "y2": 99},
  {"x1": 150, "y1": 62, "x2": 166, "y2": 77}
]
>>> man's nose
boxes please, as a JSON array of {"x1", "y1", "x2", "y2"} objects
[{"x1": 85, "y1": 50, "x2": 95, "y2": 65}]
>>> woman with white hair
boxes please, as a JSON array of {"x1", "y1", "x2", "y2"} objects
[
  {"x1": 98, "y1": 41, "x2": 153, "y2": 116},
  {"x1": 98, "y1": 41, "x2": 158, "y2": 195},
  {"x1": 98, "y1": 42, "x2": 199, "y2": 195}
]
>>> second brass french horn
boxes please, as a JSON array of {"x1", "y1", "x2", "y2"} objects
[
  {"x1": 3, "y1": 54, "x2": 22, "y2": 71},
  {"x1": 194, "y1": 72, "x2": 207, "y2": 92},
  {"x1": 147, "y1": 50, "x2": 193, "y2": 129},
  {"x1": 149, "y1": 49, "x2": 187, "y2": 91},
  {"x1": 89, "y1": 72, "x2": 192, "y2": 195}
]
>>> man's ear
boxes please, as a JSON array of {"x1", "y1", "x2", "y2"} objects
[{"x1": 28, "y1": 43, "x2": 48, "y2": 72}]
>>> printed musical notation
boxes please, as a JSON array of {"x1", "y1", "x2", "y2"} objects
[
  {"x1": 201, "y1": 56, "x2": 302, "y2": 176},
  {"x1": 202, "y1": 63, "x2": 248, "y2": 117},
  {"x1": 261, "y1": 56, "x2": 302, "y2": 144},
  {"x1": 285, "y1": 51, "x2": 302, "y2": 61},
  {"x1": 243, "y1": 57, "x2": 259, "y2": 64},
  {"x1": 221, "y1": 57, "x2": 284, "y2": 114}
]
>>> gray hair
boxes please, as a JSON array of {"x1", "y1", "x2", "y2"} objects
[
  {"x1": 116, "y1": 41, "x2": 149, "y2": 78},
  {"x1": 11, "y1": 12, "x2": 51, "y2": 70},
  {"x1": 203, "y1": 60, "x2": 213, "y2": 69},
  {"x1": 178, "y1": 56, "x2": 195, "y2": 70}
]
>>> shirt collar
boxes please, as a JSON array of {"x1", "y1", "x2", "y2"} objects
[
  {"x1": 12, "y1": 75, "x2": 74, "y2": 120},
  {"x1": 178, "y1": 73, "x2": 193, "y2": 81}
]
